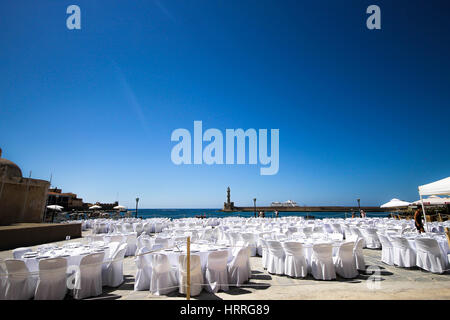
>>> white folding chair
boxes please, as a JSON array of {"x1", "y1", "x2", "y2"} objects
[
  {"x1": 377, "y1": 233, "x2": 394, "y2": 265},
  {"x1": 266, "y1": 240, "x2": 285, "y2": 275},
  {"x1": 333, "y1": 242, "x2": 358, "y2": 279},
  {"x1": 350, "y1": 227, "x2": 366, "y2": 248},
  {"x1": 415, "y1": 238, "x2": 447, "y2": 273},
  {"x1": 311, "y1": 244, "x2": 336, "y2": 280},
  {"x1": 282, "y1": 242, "x2": 307, "y2": 278},
  {"x1": 134, "y1": 223, "x2": 144, "y2": 236},
  {"x1": 259, "y1": 239, "x2": 269, "y2": 269},
  {"x1": 302, "y1": 227, "x2": 313, "y2": 238},
  {"x1": 353, "y1": 237, "x2": 366, "y2": 271},
  {"x1": 143, "y1": 223, "x2": 152, "y2": 235},
  {"x1": 73, "y1": 252, "x2": 105, "y2": 299},
  {"x1": 4, "y1": 259, "x2": 37, "y2": 300},
  {"x1": 125, "y1": 234, "x2": 137, "y2": 257},
  {"x1": 134, "y1": 247, "x2": 152, "y2": 291},
  {"x1": 391, "y1": 237, "x2": 416, "y2": 268},
  {"x1": 102, "y1": 243, "x2": 127, "y2": 287},
  {"x1": 178, "y1": 254, "x2": 203, "y2": 296},
  {"x1": 362, "y1": 228, "x2": 381, "y2": 249},
  {"x1": 122, "y1": 223, "x2": 134, "y2": 233},
  {"x1": 0, "y1": 259, "x2": 6, "y2": 300},
  {"x1": 150, "y1": 254, "x2": 178, "y2": 295},
  {"x1": 227, "y1": 247, "x2": 250, "y2": 287},
  {"x1": 34, "y1": 258, "x2": 68, "y2": 300},
  {"x1": 205, "y1": 250, "x2": 229, "y2": 293},
  {"x1": 241, "y1": 233, "x2": 257, "y2": 257}
]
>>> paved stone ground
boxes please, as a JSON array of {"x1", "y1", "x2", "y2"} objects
[{"x1": 1, "y1": 231, "x2": 449, "y2": 300}]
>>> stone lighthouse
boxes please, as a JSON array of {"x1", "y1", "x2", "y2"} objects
[{"x1": 223, "y1": 186, "x2": 235, "y2": 211}]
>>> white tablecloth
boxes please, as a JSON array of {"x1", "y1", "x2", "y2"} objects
[
  {"x1": 21, "y1": 245, "x2": 111, "y2": 273},
  {"x1": 147, "y1": 245, "x2": 233, "y2": 271}
]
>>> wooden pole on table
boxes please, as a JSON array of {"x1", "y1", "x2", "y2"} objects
[{"x1": 186, "y1": 236, "x2": 191, "y2": 300}]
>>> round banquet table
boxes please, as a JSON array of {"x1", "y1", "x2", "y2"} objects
[
  {"x1": 147, "y1": 244, "x2": 233, "y2": 271},
  {"x1": 20, "y1": 245, "x2": 111, "y2": 273},
  {"x1": 280, "y1": 239, "x2": 347, "y2": 267}
]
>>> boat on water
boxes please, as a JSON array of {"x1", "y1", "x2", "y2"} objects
[{"x1": 271, "y1": 200, "x2": 298, "y2": 207}]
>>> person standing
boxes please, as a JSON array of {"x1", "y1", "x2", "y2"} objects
[
  {"x1": 414, "y1": 207, "x2": 425, "y2": 233},
  {"x1": 275, "y1": 210, "x2": 279, "y2": 218}
]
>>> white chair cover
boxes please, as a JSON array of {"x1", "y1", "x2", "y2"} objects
[
  {"x1": 378, "y1": 233, "x2": 394, "y2": 265},
  {"x1": 260, "y1": 239, "x2": 269, "y2": 269},
  {"x1": 282, "y1": 242, "x2": 308, "y2": 278},
  {"x1": 241, "y1": 233, "x2": 257, "y2": 257},
  {"x1": 415, "y1": 238, "x2": 447, "y2": 274},
  {"x1": 266, "y1": 240, "x2": 285, "y2": 275},
  {"x1": 134, "y1": 223, "x2": 144, "y2": 236},
  {"x1": 353, "y1": 238, "x2": 366, "y2": 271},
  {"x1": 102, "y1": 243, "x2": 127, "y2": 287},
  {"x1": 107, "y1": 241, "x2": 121, "y2": 260},
  {"x1": 73, "y1": 252, "x2": 105, "y2": 300},
  {"x1": 350, "y1": 227, "x2": 366, "y2": 247},
  {"x1": 334, "y1": 242, "x2": 358, "y2": 279},
  {"x1": 362, "y1": 228, "x2": 381, "y2": 249},
  {"x1": 205, "y1": 251, "x2": 229, "y2": 293},
  {"x1": 134, "y1": 247, "x2": 152, "y2": 291},
  {"x1": 0, "y1": 259, "x2": 6, "y2": 300},
  {"x1": 150, "y1": 254, "x2": 178, "y2": 295},
  {"x1": 125, "y1": 234, "x2": 137, "y2": 257},
  {"x1": 123, "y1": 223, "x2": 134, "y2": 233},
  {"x1": 391, "y1": 237, "x2": 416, "y2": 267},
  {"x1": 4, "y1": 259, "x2": 36, "y2": 300},
  {"x1": 143, "y1": 223, "x2": 152, "y2": 235},
  {"x1": 34, "y1": 258, "x2": 68, "y2": 300},
  {"x1": 311, "y1": 244, "x2": 336, "y2": 280},
  {"x1": 227, "y1": 247, "x2": 250, "y2": 287},
  {"x1": 178, "y1": 254, "x2": 203, "y2": 296}
]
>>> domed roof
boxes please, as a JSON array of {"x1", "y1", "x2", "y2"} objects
[{"x1": 0, "y1": 148, "x2": 23, "y2": 178}]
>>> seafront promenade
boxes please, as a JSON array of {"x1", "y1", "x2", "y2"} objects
[
  {"x1": 1, "y1": 228, "x2": 449, "y2": 300},
  {"x1": 223, "y1": 206, "x2": 390, "y2": 213}
]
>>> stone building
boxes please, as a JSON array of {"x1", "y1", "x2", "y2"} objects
[
  {"x1": 0, "y1": 148, "x2": 50, "y2": 225},
  {"x1": 47, "y1": 188, "x2": 85, "y2": 210}
]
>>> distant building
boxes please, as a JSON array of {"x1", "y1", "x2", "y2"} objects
[
  {"x1": 0, "y1": 148, "x2": 50, "y2": 225},
  {"x1": 47, "y1": 188, "x2": 85, "y2": 210}
]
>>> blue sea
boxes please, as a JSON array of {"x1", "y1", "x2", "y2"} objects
[{"x1": 124, "y1": 209, "x2": 392, "y2": 220}]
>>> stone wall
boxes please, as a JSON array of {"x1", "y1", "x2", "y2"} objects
[{"x1": 0, "y1": 176, "x2": 50, "y2": 225}]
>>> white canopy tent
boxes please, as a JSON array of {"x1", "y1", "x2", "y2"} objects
[
  {"x1": 380, "y1": 198, "x2": 411, "y2": 208},
  {"x1": 47, "y1": 205, "x2": 64, "y2": 211},
  {"x1": 412, "y1": 195, "x2": 449, "y2": 206},
  {"x1": 89, "y1": 205, "x2": 102, "y2": 210},
  {"x1": 419, "y1": 177, "x2": 450, "y2": 196},
  {"x1": 417, "y1": 177, "x2": 450, "y2": 229}
]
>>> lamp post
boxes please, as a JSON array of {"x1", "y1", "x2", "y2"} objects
[
  {"x1": 253, "y1": 198, "x2": 256, "y2": 218},
  {"x1": 135, "y1": 197, "x2": 139, "y2": 218},
  {"x1": 357, "y1": 198, "x2": 361, "y2": 217}
]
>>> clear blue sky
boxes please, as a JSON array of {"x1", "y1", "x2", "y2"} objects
[{"x1": 1, "y1": 0, "x2": 449, "y2": 208}]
